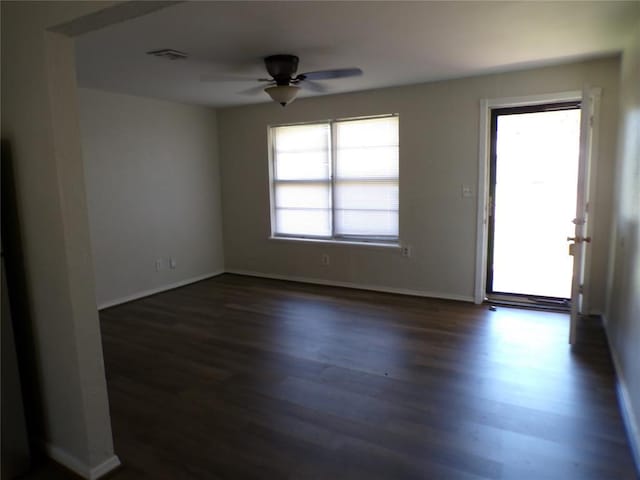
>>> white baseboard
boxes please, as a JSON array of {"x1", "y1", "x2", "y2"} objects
[
  {"x1": 226, "y1": 269, "x2": 474, "y2": 303},
  {"x1": 45, "y1": 443, "x2": 121, "y2": 479},
  {"x1": 97, "y1": 270, "x2": 225, "y2": 310},
  {"x1": 618, "y1": 380, "x2": 640, "y2": 475},
  {"x1": 90, "y1": 455, "x2": 121, "y2": 479},
  {"x1": 602, "y1": 315, "x2": 640, "y2": 474},
  {"x1": 98, "y1": 269, "x2": 474, "y2": 310}
]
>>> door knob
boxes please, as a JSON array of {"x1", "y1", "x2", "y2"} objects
[{"x1": 567, "y1": 236, "x2": 591, "y2": 243}]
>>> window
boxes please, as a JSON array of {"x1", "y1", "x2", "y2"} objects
[{"x1": 270, "y1": 115, "x2": 399, "y2": 243}]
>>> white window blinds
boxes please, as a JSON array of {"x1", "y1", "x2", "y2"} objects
[
  {"x1": 334, "y1": 116, "x2": 399, "y2": 238},
  {"x1": 271, "y1": 115, "x2": 399, "y2": 241},
  {"x1": 272, "y1": 123, "x2": 331, "y2": 236}
]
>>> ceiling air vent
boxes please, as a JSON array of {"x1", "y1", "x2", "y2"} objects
[{"x1": 146, "y1": 49, "x2": 188, "y2": 60}]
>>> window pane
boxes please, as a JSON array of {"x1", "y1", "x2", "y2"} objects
[
  {"x1": 336, "y1": 146, "x2": 399, "y2": 179},
  {"x1": 275, "y1": 182, "x2": 330, "y2": 209},
  {"x1": 335, "y1": 116, "x2": 398, "y2": 148},
  {"x1": 273, "y1": 124, "x2": 329, "y2": 152},
  {"x1": 334, "y1": 116, "x2": 399, "y2": 238},
  {"x1": 335, "y1": 210, "x2": 398, "y2": 237},
  {"x1": 276, "y1": 209, "x2": 331, "y2": 236},
  {"x1": 334, "y1": 181, "x2": 399, "y2": 210},
  {"x1": 273, "y1": 124, "x2": 330, "y2": 180},
  {"x1": 275, "y1": 152, "x2": 329, "y2": 180}
]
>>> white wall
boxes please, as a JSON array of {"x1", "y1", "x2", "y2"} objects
[
  {"x1": 606, "y1": 21, "x2": 640, "y2": 468},
  {"x1": 79, "y1": 89, "x2": 224, "y2": 308},
  {"x1": 1, "y1": 2, "x2": 118, "y2": 477},
  {"x1": 217, "y1": 57, "x2": 620, "y2": 308}
]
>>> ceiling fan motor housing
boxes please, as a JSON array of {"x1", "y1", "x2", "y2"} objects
[{"x1": 265, "y1": 54, "x2": 299, "y2": 85}]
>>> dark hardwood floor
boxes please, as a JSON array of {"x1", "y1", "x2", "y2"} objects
[{"x1": 29, "y1": 274, "x2": 639, "y2": 479}]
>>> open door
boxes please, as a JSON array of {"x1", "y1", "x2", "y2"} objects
[
  {"x1": 486, "y1": 102, "x2": 581, "y2": 303},
  {"x1": 568, "y1": 87, "x2": 599, "y2": 344}
]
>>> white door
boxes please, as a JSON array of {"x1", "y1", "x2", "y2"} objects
[{"x1": 568, "y1": 87, "x2": 599, "y2": 344}]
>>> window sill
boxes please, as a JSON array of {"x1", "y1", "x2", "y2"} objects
[{"x1": 269, "y1": 236, "x2": 401, "y2": 250}]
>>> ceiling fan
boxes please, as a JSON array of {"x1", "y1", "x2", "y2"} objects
[
  {"x1": 255, "y1": 54, "x2": 362, "y2": 106},
  {"x1": 200, "y1": 54, "x2": 362, "y2": 106}
]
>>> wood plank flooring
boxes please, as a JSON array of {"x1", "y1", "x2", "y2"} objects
[{"x1": 67, "y1": 274, "x2": 640, "y2": 478}]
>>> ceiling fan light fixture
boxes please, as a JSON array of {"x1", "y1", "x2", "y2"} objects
[{"x1": 264, "y1": 85, "x2": 300, "y2": 107}]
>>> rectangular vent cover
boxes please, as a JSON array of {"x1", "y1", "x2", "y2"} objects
[{"x1": 146, "y1": 49, "x2": 188, "y2": 60}]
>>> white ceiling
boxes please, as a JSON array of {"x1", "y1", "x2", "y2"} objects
[{"x1": 75, "y1": 1, "x2": 640, "y2": 108}]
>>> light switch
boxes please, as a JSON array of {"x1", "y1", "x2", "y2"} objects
[{"x1": 462, "y1": 185, "x2": 473, "y2": 198}]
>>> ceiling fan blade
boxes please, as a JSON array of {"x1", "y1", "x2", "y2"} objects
[
  {"x1": 299, "y1": 67, "x2": 363, "y2": 81},
  {"x1": 200, "y1": 74, "x2": 266, "y2": 83},
  {"x1": 299, "y1": 80, "x2": 328, "y2": 93},
  {"x1": 237, "y1": 83, "x2": 272, "y2": 96}
]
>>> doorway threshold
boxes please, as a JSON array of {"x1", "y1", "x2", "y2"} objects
[{"x1": 486, "y1": 293, "x2": 570, "y2": 312}]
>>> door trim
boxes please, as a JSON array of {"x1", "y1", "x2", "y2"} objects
[
  {"x1": 474, "y1": 90, "x2": 599, "y2": 305},
  {"x1": 580, "y1": 88, "x2": 601, "y2": 316}
]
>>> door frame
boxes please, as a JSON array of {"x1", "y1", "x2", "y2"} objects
[{"x1": 474, "y1": 89, "x2": 601, "y2": 306}]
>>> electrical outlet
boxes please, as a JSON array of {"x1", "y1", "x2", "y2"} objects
[
  {"x1": 169, "y1": 258, "x2": 177, "y2": 269},
  {"x1": 155, "y1": 259, "x2": 163, "y2": 271},
  {"x1": 322, "y1": 253, "x2": 330, "y2": 266},
  {"x1": 401, "y1": 246, "x2": 411, "y2": 257}
]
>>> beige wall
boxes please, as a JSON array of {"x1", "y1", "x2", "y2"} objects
[
  {"x1": 218, "y1": 57, "x2": 619, "y2": 308},
  {"x1": 78, "y1": 89, "x2": 224, "y2": 308},
  {"x1": 606, "y1": 22, "x2": 640, "y2": 465},
  {"x1": 0, "y1": 1, "x2": 119, "y2": 477}
]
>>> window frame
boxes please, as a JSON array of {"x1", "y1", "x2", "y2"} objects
[{"x1": 268, "y1": 113, "x2": 400, "y2": 245}]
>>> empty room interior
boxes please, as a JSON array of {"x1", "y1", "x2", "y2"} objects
[{"x1": 2, "y1": 1, "x2": 640, "y2": 479}]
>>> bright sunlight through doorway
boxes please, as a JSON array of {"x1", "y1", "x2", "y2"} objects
[{"x1": 488, "y1": 103, "x2": 581, "y2": 299}]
